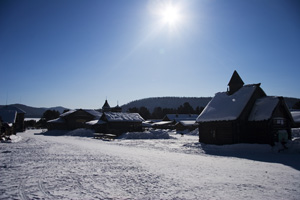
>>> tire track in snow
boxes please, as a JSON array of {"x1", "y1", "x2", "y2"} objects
[
  {"x1": 38, "y1": 179, "x2": 57, "y2": 199},
  {"x1": 18, "y1": 177, "x2": 29, "y2": 200}
]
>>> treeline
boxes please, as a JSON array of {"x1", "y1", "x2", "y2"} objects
[
  {"x1": 25, "y1": 109, "x2": 61, "y2": 129},
  {"x1": 128, "y1": 102, "x2": 204, "y2": 120}
]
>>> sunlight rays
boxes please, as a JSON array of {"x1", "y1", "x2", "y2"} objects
[{"x1": 149, "y1": 0, "x2": 185, "y2": 34}]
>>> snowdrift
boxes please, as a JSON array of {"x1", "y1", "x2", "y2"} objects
[{"x1": 118, "y1": 129, "x2": 171, "y2": 139}]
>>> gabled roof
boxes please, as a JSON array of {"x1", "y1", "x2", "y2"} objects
[
  {"x1": 85, "y1": 109, "x2": 102, "y2": 119},
  {"x1": 60, "y1": 109, "x2": 102, "y2": 119},
  {"x1": 102, "y1": 112, "x2": 144, "y2": 122},
  {"x1": 60, "y1": 110, "x2": 76, "y2": 117},
  {"x1": 48, "y1": 117, "x2": 66, "y2": 123},
  {"x1": 228, "y1": 70, "x2": 244, "y2": 86},
  {"x1": 248, "y1": 97, "x2": 279, "y2": 121},
  {"x1": 196, "y1": 84, "x2": 258, "y2": 122},
  {"x1": 102, "y1": 100, "x2": 110, "y2": 109},
  {"x1": 0, "y1": 110, "x2": 17, "y2": 124},
  {"x1": 176, "y1": 120, "x2": 196, "y2": 126}
]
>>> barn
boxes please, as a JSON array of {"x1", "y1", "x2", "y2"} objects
[{"x1": 196, "y1": 71, "x2": 293, "y2": 145}]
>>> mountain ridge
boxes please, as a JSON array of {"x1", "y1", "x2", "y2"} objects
[
  {"x1": 1, "y1": 96, "x2": 299, "y2": 118},
  {"x1": 0, "y1": 104, "x2": 68, "y2": 118}
]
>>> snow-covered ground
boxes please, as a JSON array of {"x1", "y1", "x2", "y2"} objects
[{"x1": 1, "y1": 129, "x2": 300, "y2": 199}]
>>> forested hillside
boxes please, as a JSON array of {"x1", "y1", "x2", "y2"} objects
[{"x1": 121, "y1": 97, "x2": 212, "y2": 113}]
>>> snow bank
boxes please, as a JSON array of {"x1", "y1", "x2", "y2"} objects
[
  {"x1": 9, "y1": 135, "x2": 23, "y2": 143},
  {"x1": 64, "y1": 128, "x2": 94, "y2": 137},
  {"x1": 1, "y1": 135, "x2": 22, "y2": 143},
  {"x1": 43, "y1": 129, "x2": 94, "y2": 137},
  {"x1": 119, "y1": 129, "x2": 171, "y2": 139},
  {"x1": 183, "y1": 128, "x2": 199, "y2": 135}
]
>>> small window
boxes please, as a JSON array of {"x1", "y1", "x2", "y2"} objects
[
  {"x1": 211, "y1": 129, "x2": 216, "y2": 138},
  {"x1": 273, "y1": 118, "x2": 286, "y2": 125}
]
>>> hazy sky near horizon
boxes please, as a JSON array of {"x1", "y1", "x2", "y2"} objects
[{"x1": 1, "y1": 0, "x2": 299, "y2": 109}]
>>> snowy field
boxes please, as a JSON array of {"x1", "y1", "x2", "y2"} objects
[{"x1": 1, "y1": 129, "x2": 300, "y2": 199}]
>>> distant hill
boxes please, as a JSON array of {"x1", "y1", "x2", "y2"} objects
[
  {"x1": 121, "y1": 97, "x2": 212, "y2": 112},
  {"x1": 283, "y1": 97, "x2": 300, "y2": 109},
  {"x1": 1, "y1": 96, "x2": 298, "y2": 118},
  {"x1": 121, "y1": 96, "x2": 300, "y2": 113},
  {"x1": 0, "y1": 104, "x2": 68, "y2": 118}
]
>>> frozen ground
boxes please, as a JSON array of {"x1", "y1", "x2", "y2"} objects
[{"x1": 1, "y1": 129, "x2": 300, "y2": 200}]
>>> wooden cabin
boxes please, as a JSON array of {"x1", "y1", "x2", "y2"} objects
[
  {"x1": 91, "y1": 112, "x2": 144, "y2": 136},
  {"x1": 196, "y1": 71, "x2": 293, "y2": 145},
  {"x1": 47, "y1": 109, "x2": 102, "y2": 130},
  {"x1": 175, "y1": 120, "x2": 198, "y2": 133}
]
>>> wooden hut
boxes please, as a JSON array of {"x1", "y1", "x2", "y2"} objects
[
  {"x1": 247, "y1": 96, "x2": 293, "y2": 144},
  {"x1": 47, "y1": 109, "x2": 102, "y2": 130},
  {"x1": 175, "y1": 120, "x2": 198, "y2": 133},
  {"x1": 196, "y1": 71, "x2": 293, "y2": 145},
  {"x1": 91, "y1": 112, "x2": 144, "y2": 136}
]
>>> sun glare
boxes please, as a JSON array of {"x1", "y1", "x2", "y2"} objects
[
  {"x1": 150, "y1": 1, "x2": 185, "y2": 33},
  {"x1": 161, "y1": 5, "x2": 180, "y2": 26}
]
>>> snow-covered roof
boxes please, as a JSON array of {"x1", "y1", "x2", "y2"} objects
[
  {"x1": 60, "y1": 109, "x2": 102, "y2": 119},
  {"x1": 60, "y1": 110, "x2": 76, "y2": 117},
  {"x1": 85, "y1": 110, "x2": 102, "y2": 119},
  {"x1": 103, "y1": 112, "x2": 144, "y2": 122},
  {"x1": 0, "y1": 110, "x2": 17, "y2": 124},
  {"x1": 48, "y1": 117, "x2": 65, "y2": 123},
  {"x1": 291, "y1": 110, "x2": 300, "y2": 123},
  {"x1": 177, "y1": 120, "x2": 196, "y2": 126},
  {"x1": 196, "y1": 85, "x2": 257, "y2": 122},
  {"x1": 248, "y1": 97, "x2": 279, "y2": 121},
  {"x1": 152, "y1": 121, "x2": 173, "y2": 126},
  {"x1": 86, "y1": 119, "x2": 106, "y2": 125}
]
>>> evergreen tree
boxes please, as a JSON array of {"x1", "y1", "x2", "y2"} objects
[
  {"x1": 139, "y1": 106, "x2": 151, "y2": 120},
  {"x1": 152, "y1": 107, "x2": 164, "y2": 119},
  {"x1": 128, "y1": 107, "x2": 139, "y2": 113},
  {"x1": 42, "y1": 110, "x2": 60, "y2": 121}
]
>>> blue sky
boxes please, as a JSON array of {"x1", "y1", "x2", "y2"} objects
[{"x1": 1, "y1": 0, "x2": 299, "y2": 109}]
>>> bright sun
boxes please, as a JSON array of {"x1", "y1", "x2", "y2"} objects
[
  {"x1": 150, "y1": 1, "x2": 184, "y2": 32},
  {"x1": 161, "y1": 5, "x2": 180, "y2": 26}
]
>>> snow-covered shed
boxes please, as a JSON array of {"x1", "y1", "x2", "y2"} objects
[
  {"x1": 175, "y1": 120, "x2": 198, "y2": 133},
  {"x1": 92, "y1": 112, "x2": 144, "y2": 136},
  {"x1": 47, "y1": 109, "x2": 102, "y2": 130},
  {"x1": 196, "y1": 71, "x2": 293, "y2": 145}
]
